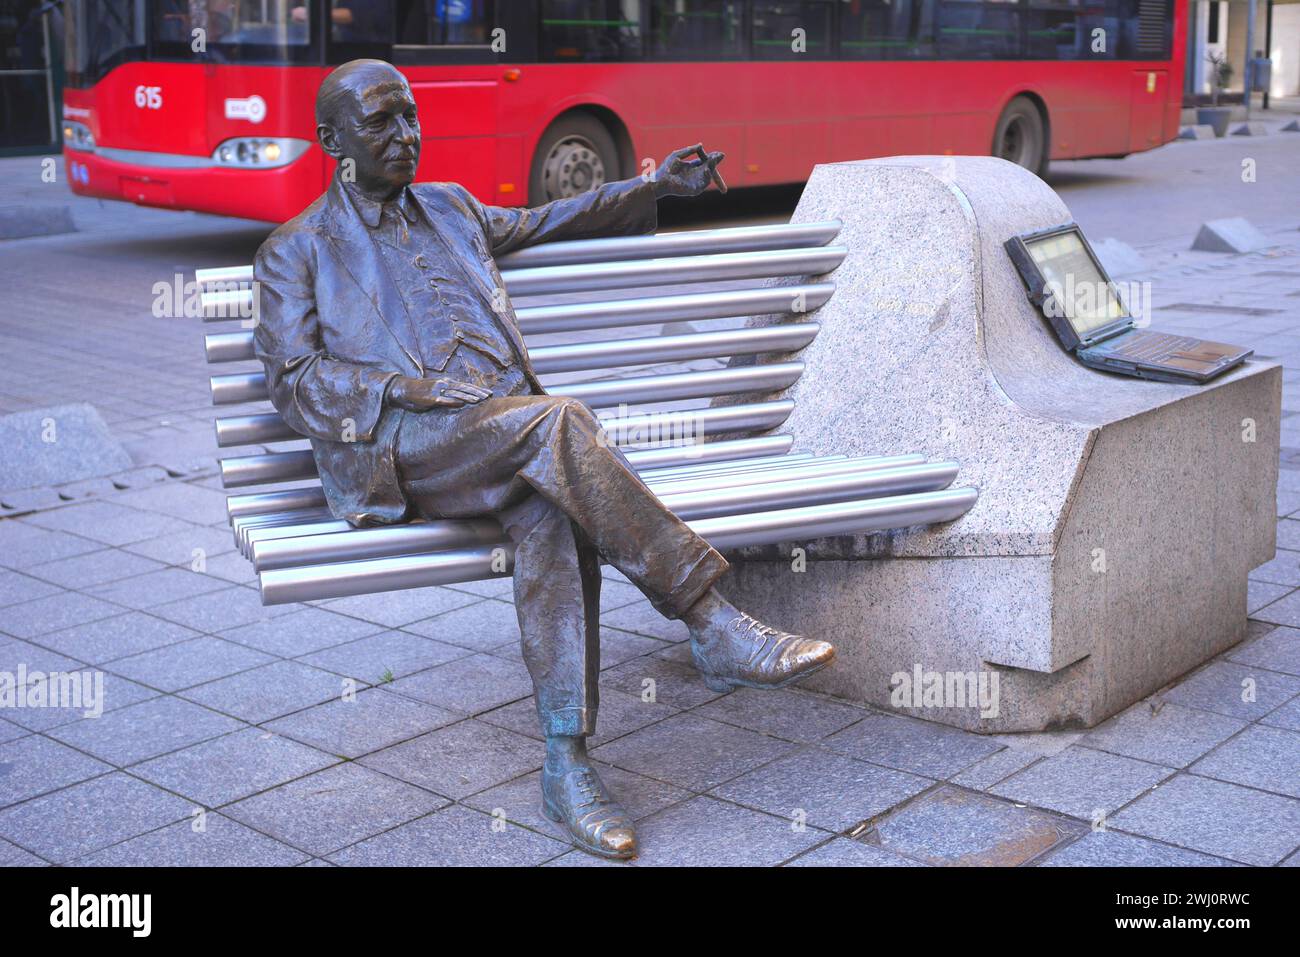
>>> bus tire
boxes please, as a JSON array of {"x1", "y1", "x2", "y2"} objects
[
  {"x1": 529, "y1": 114, "x2": 619, "y2": 205},
  {"x1": 992, "y1": 96, "x2": 1048, "y2": 178}
]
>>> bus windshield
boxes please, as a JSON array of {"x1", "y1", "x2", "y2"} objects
[
  {"x1": 66, "y1": 0, "x2": 145, "y2": 87},
  {"x1": 66, "y1": 0, "x2": 320, "y2": 86},
  {"x1": 153, "y1": 0, "x2": 316, "y2": 62}
]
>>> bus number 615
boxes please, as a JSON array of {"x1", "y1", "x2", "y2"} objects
[{"x1": 134, "y1": 85, "x2": 163, "y2": 110}]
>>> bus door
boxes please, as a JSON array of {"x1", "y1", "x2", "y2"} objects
[{"x1": 1128, "y1": 69, "x2": 1167, "y2": 153}]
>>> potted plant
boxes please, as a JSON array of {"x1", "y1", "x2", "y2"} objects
[{"x1": 1198, "y1": 53, "x2": 1233, "y2": 136}]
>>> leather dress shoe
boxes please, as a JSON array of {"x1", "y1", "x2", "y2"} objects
[
  {"x1": 541, "y1": 763, "x2": 637, "y2": 860},
  {"x1": 691, "y1": 611, "x2": 835, "y2": 692}
]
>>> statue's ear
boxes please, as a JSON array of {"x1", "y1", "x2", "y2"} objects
[{"x1": 318, "y1": 122, "x2": 342, "y2": 160}]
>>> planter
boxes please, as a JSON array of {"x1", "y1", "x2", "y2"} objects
[{"x1": 1197, "y1": 107, "x2": 1233, "y2": 137}]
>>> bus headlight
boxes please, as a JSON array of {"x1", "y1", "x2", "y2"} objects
[
  {"x1": 63, "y1": 121, "x2": 95, "y2": 152},
  {"x1": 212, "y1": 137, "x2": 311, "y2": 169}
]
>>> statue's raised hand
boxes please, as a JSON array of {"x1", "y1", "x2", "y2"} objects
[
  {"x1": 388, "y1": 375, "x2": 490, "y2": 410},
  {"x1": 652, "y1": 144, "x2": 727, "y2": 199}
]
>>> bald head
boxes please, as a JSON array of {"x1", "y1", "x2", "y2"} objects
[
  {"x1": 314, "y1": 59, "x2": 421, "y2": 201},
  {"x1": 315, "y1": 59, "x2": 410, "y2": 129}
]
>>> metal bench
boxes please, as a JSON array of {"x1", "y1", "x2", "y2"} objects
[{"x1": 198, "y1": 219, "x2": 979, "y2": 606}]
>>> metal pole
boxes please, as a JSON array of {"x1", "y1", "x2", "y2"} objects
[
  {"x1": 1245, "y1": 0, "x2": 1257, "y2": 121},
  {"x1": 1263, "y1": 0, "x2": 1274, "y2": 110}
]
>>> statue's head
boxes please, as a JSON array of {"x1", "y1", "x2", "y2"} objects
[{"x1": 316, "y1": 59, "x2": 419, "y2": 199}]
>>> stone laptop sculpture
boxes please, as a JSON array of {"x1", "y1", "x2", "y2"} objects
[{"x1": 253, "y1": 59, "x2": 835, "y2": 860}]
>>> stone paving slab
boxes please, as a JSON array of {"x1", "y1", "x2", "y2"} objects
[
  {"x1": 823, "y1": 713, "x2": 1003, "y2": 778},
  {"x1": 690, "y1": 686, "x2": 868, "y2": 743},
  {"x1": 1110, "y1": 774, "x2": 1300, "y2": 866},
  {"x1": 178, "y1": 660, "x2": 353, "y2": 724},
  {"x1": 29, "y1": 611, "x2": 200, "y2": 665},
  {"x1": 132, "y1": 727, "x2": 338, "y2": 808},
  {"x1": 1079, "y1": 700, "x2": 1248, "y2": 768},
  {"x1": 869, "y1": 786, "x2": 1085, "y2": 867},
  {"x1": 47, "y1": 695, "x2": 245, "y2": 767},
  {"x1": 708, "y1": 745, "x2": 934, "y2": 832},
  {"x1": 1161, "y1": 660, "x2": 1300, "y2": 721},
  {"x1": 105, "y1": 635, "x2": 275, "y2": 693},
  {"x1": 785, "y1": 837, "x2": 926, "y2": 867},
  {"x1": 988, "y1": 746, "x2": 1174, "y2": 821},
  {"x1": 328, "y1": 804, "x2": 567, "y2": 867},
  {"x1": 0, "y1": 734, "x2": 113, "y2": 807},
  {"x1": 357, "y1": 718, "x2": 542, "y2": 800},
  {"x1": 1037, "y1": 830, "x2": 1239, "y2": 867},
  {"x1": 26, "y1": 549, "x2": 167, "y2": 591},
  {"x1": 385, "y1": 653, "x2": 534, "y2": 716},
  {"x1": 222, "y1": 763, "x2": 448, "y2": 858},
  {"x1": 1188, "y1": 725, "x2": 1300, "y2": 798},
  {"x1": 77, "y1": 812, "x2": 311, "y2": 867},
  {"x1": 592, "y1": 713, "x2": 796, "y2": 792},
  {"x1": 1, "y1": 566, "x2": 83, "y2": 604},
  {"x1": 0, "y1": 772, "x2": 193, "y2": 863},
  {"x1": 217, "y1": 606, "x2": 384, "y2": 658},
  {"x1": 263, "y1": 688, "x2": 460, "y2": 760},
  {"x1": 1226, "y1": 624, "x2": 1300, "y2": 675},
  {"x1": 298, "y1": 631, "x2": 467, "y2": 684},
  {"x1": 321, "y1": 587, "x2": 481, "y2": 629}
]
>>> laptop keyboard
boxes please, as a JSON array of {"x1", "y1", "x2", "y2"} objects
[{"x1": 1110, "y1": 332, "x2": 1207, "y2": 363}]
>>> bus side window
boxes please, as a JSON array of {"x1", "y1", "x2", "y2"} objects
[
  {"x1": 838, "y1": 0, "x2": 935, "y2": 60},
  {"x1": 750, "y1": 1, "x2": 834, "y2": 60},
  {"x1": 648, "y1": 1, "x2": 744, "y2": 60},
  {"x1": 540, "y1": 0, "x2": 643, "y2": 61}
]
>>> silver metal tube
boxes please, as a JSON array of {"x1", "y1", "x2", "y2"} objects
[
  {"x1": 216, "y1": 362, "x2": 804, "y2": 411},
  {"x1": 205, "y1": 331, "x2": 256, "y2": 363},
  {"x1": 639, "y1": 451, "x2": 814, "y2": 481},
  {"x1": 195, "y1": 222, "x2": 844, "y2": 290},
  {"x1": 217, "y1": 407, "x2": 795, "y2": 489},
  {"x1": 216, "y1": 413, "x2": 299, "y2": 448},
  {"x1": 560, "y1": 363, "x2": 803, "y2": 408},
  {"x1": 226, "y1": 442, "x2": 800, "y2": 522},
  {"x1": 227, "y1": 486, "x2": 328, "y2": 522},
  {"x1": 258, "y1": 487, "x2": 978, "y2": 604},
  {"x1": 529, "y1": 323, "x2": 818, "y2": 374},
  {"x1": 236, "y1": 444, "x2": 809, "y2": 553},
  {"x1": 211, "y1": 371, "x2": 268, "y2": 406},
  {"x1": 621, "y1": 434, "x2": 793, "y2": 471},
  {"x1": 220, "y1": 449, "x2": 317, "y2": 488},
  {"x1": 252, "y1": 459, "x2": 955, "y2": 570},
  {"x1": 497, "y1": 221, "x2": 843, "y2": 269},
  {"x1": 516, "y1": 283, "x2": 835, "y2": 335},
  {"x1": 502, "y1": 247, "x2": 847, "y2": 297}
]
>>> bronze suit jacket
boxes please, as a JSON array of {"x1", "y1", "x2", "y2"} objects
[{"x1": 253, "y1": 175, "x2": 659, "y2": 526}]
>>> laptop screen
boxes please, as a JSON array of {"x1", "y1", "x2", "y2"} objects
[{"x1": 1023, "y1": 227, "x2": 1128, "y2": 339}]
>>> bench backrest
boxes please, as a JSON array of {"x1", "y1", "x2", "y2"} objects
[{"x1": 198, "y1": 220, "x2": 845, "y2": 521}]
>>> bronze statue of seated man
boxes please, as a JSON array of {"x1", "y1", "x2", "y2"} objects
[{"x1": 254, "y1": 59, "x2": 835, "y2": 860}]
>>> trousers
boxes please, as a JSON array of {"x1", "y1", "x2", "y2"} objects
[{"x1": 395, "y1": 345, "x2": 729, "y2": 735}]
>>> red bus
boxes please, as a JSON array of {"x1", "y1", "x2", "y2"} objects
[{"x1": 62, "y1": 1, "x2": 1185, "y2": 223}]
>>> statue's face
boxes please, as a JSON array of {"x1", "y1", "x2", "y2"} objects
[{"x1": 320, "y1": 70, "x2": 421, "y2": 198}]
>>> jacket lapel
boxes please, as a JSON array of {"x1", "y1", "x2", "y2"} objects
[{"x1": 324, "y1": 179, "x2": 424, "y2": 375}]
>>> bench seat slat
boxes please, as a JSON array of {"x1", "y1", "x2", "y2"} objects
[
  {"x1": 258, "y1": 487, "x2": 978, "y2": 605},
  {"x1": 250, "y1": 456, "x2": 951, "y2": 569}
]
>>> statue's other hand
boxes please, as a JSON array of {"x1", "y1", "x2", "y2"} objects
[
  {"x1": 388, "y1": 375, "x2": 491, "y2": 410},
  {"x1": 653, "y1": 143, "x2": 726, "y2": 199}
]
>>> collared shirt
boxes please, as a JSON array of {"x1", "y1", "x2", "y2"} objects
[{"x1": 344, "y1": 182, "x2": 518, "y2": 378}]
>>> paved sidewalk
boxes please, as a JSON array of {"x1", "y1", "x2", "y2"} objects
[{"x1": 1, "y1": 144, "x2": 1299, "y2": 866}]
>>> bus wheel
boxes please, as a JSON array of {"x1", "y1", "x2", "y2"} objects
[
  {"x1": 993, "y1": 96, "x2": 1047, "y2": 178},
  {"x1": 530, "y1": 115, "x2": 619, "y2": 204}
]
